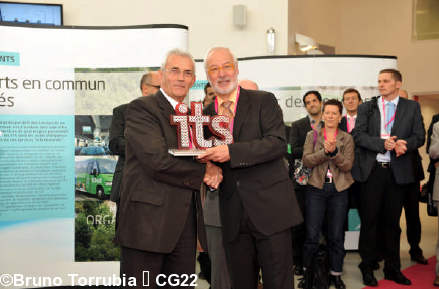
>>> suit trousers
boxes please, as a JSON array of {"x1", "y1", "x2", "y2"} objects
[
  {"x1": 120, "y1": 197, "x2": 197, "y2": 289},
  {"x1": 291, "y1": 184, "x2": 307, "y2": 267},
  {"x1": 205, "y1": 225, "x2": 231, "y2": 289},
  {"x1": 403, "y1": 181, "x2": 423, "y2": 257},
  {"x1": 223, "y1": 209, "x2": 294, "y2": 289},
  {"x1": 358, "y1": 165, "x2": 405, "y2": 272}
]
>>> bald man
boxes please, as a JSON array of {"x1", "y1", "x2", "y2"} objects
[
  {"x1": 399, "y1": 89, "x2": 408, "y2": 99},
  {"x1": 140, "y1": 71, "x2": 160, "y2": 97},
  {"x1": 238, "y1": 79, "x2": 259, "y2": 90}
]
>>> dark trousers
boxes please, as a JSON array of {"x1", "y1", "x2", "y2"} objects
[
  {"x1": 121, "y1": 201, "x2": 197, "y2": 289},
  {"x1": 224, "y1": 210, "x2": 294, "y2": 289},
  {"x1": 291, "y1": 184, "x2": 307, "y2": 267},
  {"x1": 303, "y1": 183, "x2": 348, "y2": 273},
  {"x1": 358, "y1": 165, "x2": 405, "y2": 272},
  {"x1": 403, "y1": 182, "x2": 423, "y2": 257}
]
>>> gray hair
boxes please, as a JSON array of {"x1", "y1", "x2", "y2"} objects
[
  {"x1": 203, "y1": 47, "x2": 238, "y2": 70},
  {"x1": 161, "y1": 48, "x2": 196, "y2": 74}
]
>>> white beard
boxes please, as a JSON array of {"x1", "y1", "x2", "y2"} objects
[{"x1": 211, "y1": 76, "x2": 238, "y2": 95}]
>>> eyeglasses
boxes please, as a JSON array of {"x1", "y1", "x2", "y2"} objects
[
  {"x1": 162, "y1": 68, "x2": 194, "y2": 78},
  {"x1": 145, "y1": 84, "x2": 160, "y2": 89},
  {"x1": 206, "y1": 63, "x2": 235, "y2": 76}
]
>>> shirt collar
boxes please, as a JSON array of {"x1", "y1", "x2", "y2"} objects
[
  {"x1": 217, "y1": 86, "x2": 239, "y2": 108},
  {"x1": 308, "y1": 115, "x2": 323, "y2": 126},
  {"x1": 383, "y1": 95, "x2": 400, "y2": 107},
  {"x1": 160, "y1": 88, "x2": 180, "y2": 110}
]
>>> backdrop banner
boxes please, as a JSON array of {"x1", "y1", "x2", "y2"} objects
[
  {"x1": 190, "y1": 55, "x2": 397, "y2": 124},
  {"x1": 0, "y1": 23, "x2": 188, "y2": 288}
]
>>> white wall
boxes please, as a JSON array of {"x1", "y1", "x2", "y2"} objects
[
  {"x1": 288, "y1": 0, "x2": 341, "y2": 54},
  {"x1": 339, "y1": 0, "x2": 439, "y2": 96},
  {"x1": 10, "y1": 0, "x2": 439, "y2": 96},
  {"x1": 34, "y1": 0, "x2": 289, "y2": 59}
]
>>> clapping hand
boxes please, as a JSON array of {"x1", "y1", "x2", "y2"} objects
[{"x1": 324, "y1": 137, "x2": 337, "y2": 154}]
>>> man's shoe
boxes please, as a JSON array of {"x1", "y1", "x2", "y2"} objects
[
  {"x1": 294, "y1": 265, "x2": 304, "y2": 276},
  {"x1": 330, "y1": 275, "x2": 346, "y2": 289},
  {"x1": 411, "y1": 254, "x2": 428, "y2": 265},
  {"x1": 362, "y1": 270, "x2": 378, "y2": 287},
  {"x1": 198, "y1": 271, "x2": 205, "y2": 280},
  {"x1": 433, "y1": 275, "x2": 439, "y2": 286},
  {"x1": 384, "y1": 270, "x2": 411, "y2": 285}
]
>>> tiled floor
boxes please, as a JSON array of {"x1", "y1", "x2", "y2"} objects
[{"x1": 195, "y1": 204, "x2": 438, "y2": 289}]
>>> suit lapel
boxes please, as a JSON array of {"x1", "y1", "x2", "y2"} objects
[
  {"x1": 371, "y1": 97, "x2": 382, "y2": 136},
  {"x1": 156, "y1": 91, "x2": 176, "y2": 119},
  {"x1": 156, "y1": 91, "x2": 180, "y2": 148},
  {"x1": 233, "y1": 88, "x2": 250, "y2": 141},
  {"x1": 391, "y1": 97, "x2": 407, "y2": 134}
]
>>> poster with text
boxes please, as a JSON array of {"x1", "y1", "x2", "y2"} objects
[{"x1": 0, "y1": 23, "x2": 188, "y2": 287}]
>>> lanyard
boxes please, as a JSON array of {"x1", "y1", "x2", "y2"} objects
[
  {"x1": 214, "y1": 86, "x2": 240, "y2": 132},
  {"x1": 382, "y1": 97, "x2": 397, "y2": 132},
  {"x1": 323, "y1": 127, "x2": 338, "y2": 141}
]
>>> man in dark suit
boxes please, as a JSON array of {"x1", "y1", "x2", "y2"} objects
[
  {"x1": 352, "y1": 69, "x2": 425, "y2": 286},
  {"x1": 288, "y1": 90, "x2": 323, "y2": 275},
  {"x1": 113, "y1": 49, "x2": 223, "y2": 289},
  {"x1": 339, "y1": 88, "x2": 362, "y2": 134},
  {"x1": 339, "y1": 88, "x2": 362, "y2": 230},
  {"x1": 398, "y1": 89, "x2": 428, "y2": 265},
  {"x1": 427, "y1": 113, "x2": 439, "y2": 204},
  {"x1": 198, "y1": 47, "x2": 303, "y2": 289},
  {"x1": 109, "y1": 71, "x2": 160, "y2": 228},
  {"x1": 427, "y1": 114, "x2": 439, "y2": 156}
]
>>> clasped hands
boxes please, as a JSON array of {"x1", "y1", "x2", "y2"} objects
[
  {"x1": 199, "y1": 145, "x2": 231, "y2": 189},
  {"x1": 324, "y1": 138, "x2": 337, "y2": 155},
  {"x1": 203, "y1": 161, "x2": 223, "y2": 189},
  {"x1": 384, "y1": 136, "x2": 407, "y2": 157}
]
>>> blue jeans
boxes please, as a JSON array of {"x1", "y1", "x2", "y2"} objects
[{"x1": 303, "y1": 183, "x2": 348, "y2": 274}]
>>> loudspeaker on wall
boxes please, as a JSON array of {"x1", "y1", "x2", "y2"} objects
[{"x1": 233, "y1": 5, "x2": 247, "y2": 28}]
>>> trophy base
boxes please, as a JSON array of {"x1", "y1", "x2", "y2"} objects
[{"x1": 168, "y1": 148, "x2": 205, "y2": 156}]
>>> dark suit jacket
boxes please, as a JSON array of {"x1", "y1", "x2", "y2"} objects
[
  {"x1": 204, "y1": 87, "x2": 303, "y2": 242},
  {"x1": 289, "y1": 116, "x2": 312, "y2": 160},
  {"x1": 113, "y1": 91, "x2": 207, "y2": 253},
  {"x1": 427, "y1": 114, "x2": 439, "y2": 172},
  {"x1": 351, "y1": 96, "x2": 425, "y2": 184},
  {"x1": 339, "y1": 116, "x2": 348, "y2": 133},
  {"x1": 109, "y1": 103, "x2": 129, "y2": 203}
]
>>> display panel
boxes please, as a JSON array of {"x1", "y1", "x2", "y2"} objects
[
  {"x1": 0, "y1": 23, "x2": 188, "y2": 288},
  {"x1": 0, "y1": 1, "x2": 62, "y2": 25}
]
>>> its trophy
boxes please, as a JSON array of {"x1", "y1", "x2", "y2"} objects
[{"x1": 169, "y1": 102, "x2": 233, "y2": 156}]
